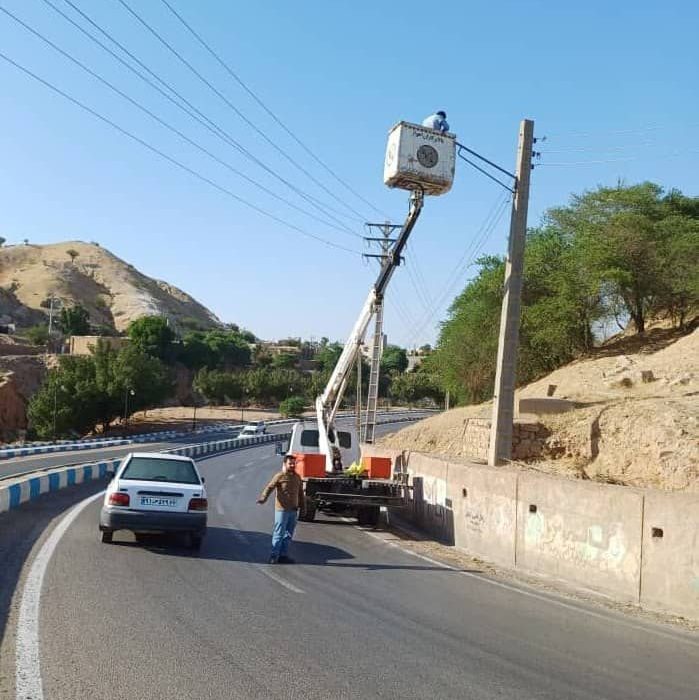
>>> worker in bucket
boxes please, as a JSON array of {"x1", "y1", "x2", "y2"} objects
[
  {"x1": 422, "y1": 110, "x2": 449, "y2": 133},
  {"x1": 257, "y1": 453, "x2": 305, "y2": 564}
]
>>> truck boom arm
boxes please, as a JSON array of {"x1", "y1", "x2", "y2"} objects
[{"x1": 316, "y1": 190, "x2": 424, "y2": 467}]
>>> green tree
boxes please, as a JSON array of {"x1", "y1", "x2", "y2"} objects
[
  {"x1": 112, "y1": 345, "x2": 172, "y2": 420},
  {"x1": 430, "y1": 255, "x2": 505, "y2": 404},
  {"x1": 28, "y1": 358, "x2": 101, "y2": 438},
  {"x1": 381, "y1": 345, "x2": 408, "y2": 374},
  {"x1": 271, "y1": 352, "x2": 298, "y2": 369},
  {"x1": 389, "y1": 371, "x2": 444, "y2": 406},
  {"x1": 316, "y1": 343, "x2": 343, "y2": 372},
  {"x1": 26, "y1": 324, "x2": 49, "y2": 346},
  {"x1": 28, "y1": 340, "x2": 173, "y2": 438},
  {"x1": 547, "y1": 182, "x2": 698, "y2": 334},
  {"x1": 179, "y1": 331, "x2": 212, "y2": 370},
  {"x1": 59, "y1": 305, "x2": 90, "y2": 336},
  {"x1": 66, "y1": 248, "x2": 79, "y2": 264},
  {"x1": 204, "y1": 330, "x2": 251, "y2": 369},
  {"x1": 127, "y1": 316, "x2": 175, "y2": 361}
]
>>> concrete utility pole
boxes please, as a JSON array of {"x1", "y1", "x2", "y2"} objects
[
  {"x1": 362, "y1": 221, "x2": 400, "y2": 443},
  {"x1": 488, "y1": 119, "x2": 535, "y2": 466}
]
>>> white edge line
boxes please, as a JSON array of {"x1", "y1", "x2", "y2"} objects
[
  {"x1": 359, "y1": 528, "x2": 698, "y2": 646},
  {"x1": 15, "y1": 490, "x2": 105, "y2": 699},
  {"x1": 256, "y1": 566, "x2": 304, "y2": 594}
]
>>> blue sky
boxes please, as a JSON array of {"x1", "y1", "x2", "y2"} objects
[{"x1": 1, "y1": 0, "x2": 697, "y2": 346}]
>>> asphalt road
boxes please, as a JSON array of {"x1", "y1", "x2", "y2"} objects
[{"x1": 1, "y1": 423, "x2": 697, "y2": 700}]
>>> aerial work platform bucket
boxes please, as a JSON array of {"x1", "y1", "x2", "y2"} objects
[{"x1": 383, "y1": 121, "x2": 456, "y2": 196}]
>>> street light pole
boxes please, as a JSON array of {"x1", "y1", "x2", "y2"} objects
[
  {"x1": 52, "y1": 381, "x2": 58, "y2": 441},
  {"x1": 124, "y1": 387, "x2": 135, "y2": 432}
]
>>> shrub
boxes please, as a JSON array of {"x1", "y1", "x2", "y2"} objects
[{"x1": 279, "y1": 396, "x2": 305, "y2": 418}]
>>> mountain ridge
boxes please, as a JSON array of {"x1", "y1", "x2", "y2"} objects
[{"x1": 0, "y1": 241, "x2": 221, "y2": 333}]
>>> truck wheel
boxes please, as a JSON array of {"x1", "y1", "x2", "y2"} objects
[
  {"x1": 299, "y1": 502, "x2": 316, "y2": 522},
  {"x1": 357, "y1": 506, "x2": 379, "y2": 528}
]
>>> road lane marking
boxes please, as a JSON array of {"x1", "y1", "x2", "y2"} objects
[
  {"x1": 256, "y1": 566, "x2": 304, "y2": 594},
  {"x1": 226, "y1": 473, "x2": 237, "y2": 480},
  {"x1": 244, "y1": 461, "x2": 255, "y2": 467},
  {"x1": 15, "y1": 490, "x2": 105, "y2": 700}
]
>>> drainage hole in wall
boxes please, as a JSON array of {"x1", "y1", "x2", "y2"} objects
[
  {"x1": 651, "y1": 527, "x2": 664, "y2": 539},
  {"x1": 529, "y1": 504, "x2": 537, "y2": 513},
  {"x1": 462, "y1": 488, "x2": 468, "y2": 498}
]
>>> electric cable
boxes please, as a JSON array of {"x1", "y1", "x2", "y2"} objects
[
  {"x1": 5, "y1": 3, "x2": 361, "y2": 239},
  {"x1": 159, "y1": 0, "x2": 393, "y2": 221},
  {"x1": 0, "y1": 49, "x2": 362, "y2": 256},
  {"x1": 116, "y1": 0, "x2": 370, "y2": 223},
  {"x1": 54, "y1": 0, "x2": 362, "y2": 233}
]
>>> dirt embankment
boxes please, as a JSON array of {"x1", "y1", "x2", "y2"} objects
[
  {"x1": 380, "y1": 326, "x2": 699, "y2": 492},
  {"x1": 0, "y1": 355, "x2": 51, "y2": 441}
]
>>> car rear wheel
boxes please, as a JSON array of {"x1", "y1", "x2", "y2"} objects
[
  {"x1": 100, "y1": 530, "x2": 114, "y2": 544},
  {"x1": 189, "y1": 533, "x2": 203, "y2": 550}
]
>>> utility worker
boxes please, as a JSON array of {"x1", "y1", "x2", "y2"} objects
[
  {"x1": 257, "y1": 453, "x2": 305, "y2": 564},
  {"x1": 422, "y1": 110, "x2": 450, "y2": 133}
]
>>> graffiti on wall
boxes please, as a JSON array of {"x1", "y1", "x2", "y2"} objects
[{"x1": 524, "y1": 512, "x2": 631, "y2": 575}]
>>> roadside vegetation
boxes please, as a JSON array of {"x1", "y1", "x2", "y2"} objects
[{"x1": 428, "y1": 182, "x2": 699, "y2": 405}]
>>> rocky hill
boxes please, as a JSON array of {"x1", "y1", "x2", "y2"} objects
[
  {"x1": 0, "y1": 241, "x2": 221, "y2": 333},
  {"x1": 380, "y1": 323, "x2": 699, "y2": 492}
]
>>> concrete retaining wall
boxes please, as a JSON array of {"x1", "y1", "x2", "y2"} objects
[
  {"x1": 640, "y1": 491, "x2": 699, "y2": 619},
  {"x1": 361, "y1": 444, "x2": 699, "y2": 621},
  {"x1": 448, "y1": 461, "x2": 518, "y2": 568},
  {"x1": 516, "y1": 472, "x2": 643, "y2": 601}
]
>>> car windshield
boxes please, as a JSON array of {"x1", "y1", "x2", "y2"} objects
[{"x1": 120, "y1": 457, "x2": 200, "y2": 484}]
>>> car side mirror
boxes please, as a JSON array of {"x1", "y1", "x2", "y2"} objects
[{"x1": 201, "y1": 476, "x2": 206, "y2": 483}]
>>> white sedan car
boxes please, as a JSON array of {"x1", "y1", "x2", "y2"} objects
[
  {"x1": 99, "y1": 452, "x2": 207, "y2": 549},
  {"x1": 238, "y1": 421, "x2": 266, "y2": 437}
]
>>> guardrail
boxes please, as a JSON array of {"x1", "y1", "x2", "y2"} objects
[
  {"x1": 0, "y1": 423, "x2": 240, "y2": 460},
  {"x1": 0, "y1": 431, "x2": 291, "y2": 514}
]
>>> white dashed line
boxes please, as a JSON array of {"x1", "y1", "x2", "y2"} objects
[{"x1": 257, "y1": 566, "x2": 304, "y2": 594}]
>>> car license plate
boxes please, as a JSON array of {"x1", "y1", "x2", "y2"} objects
[{"x1": 140, "y1": 496, "x2": 177, "y2": 507}]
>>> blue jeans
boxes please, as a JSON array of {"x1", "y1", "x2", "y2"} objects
[{"x1": 271, "y1": 509, "x2": 297, "y2": 558}]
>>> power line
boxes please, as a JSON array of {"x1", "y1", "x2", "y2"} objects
[
  {"x1": 116, "y1": 0, "x2": 370, "y2": 223},
  {"x1": 0, "y1": 48, "x2": 361, "y2": 256},
  {"x1": 405, "y1": 242, "x2": 434, "y2": 308},
  {"x1": 53, "y1": 0, "x2": 362, "y2": 235},
  {"x1": 405, "y1": 193, "x2": 510, "y2": 345},
  {"x1": 159, "y1": 0, "x2": 393, "y2": 221},
  {"x1": 5, "y1": 3, "x2": 361, "y2": 240}
]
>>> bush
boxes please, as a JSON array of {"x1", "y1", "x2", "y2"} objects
[
  {"x1": 279, "y1": 396, "x2": 305, "y2": 418},
  {"x1": 26, "y1": 324, "x2": 49, "y2": 346}
]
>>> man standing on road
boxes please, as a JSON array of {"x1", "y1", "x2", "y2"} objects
[{"x1": 257, "y1": 454, "x2": 305, "y2": 564}]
